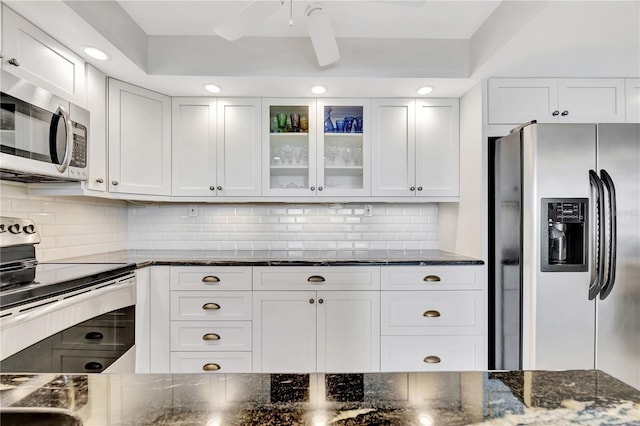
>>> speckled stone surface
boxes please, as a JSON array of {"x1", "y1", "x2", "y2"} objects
[
  {"x1": 1, "y1": 371, "x2": 638, "y2": 425},
  {"x1": 42, "y1": 249, "x2": 483, "y2": 267}
]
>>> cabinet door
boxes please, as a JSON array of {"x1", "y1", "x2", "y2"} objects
[
  {"x1": 263, "y1": 98, "x2": 317, "y2": 196},
  {"x1": 317, "y1": 291, "x2": 380, "y2": 373},
  {"x1": 85, "y1": 65, "x2": 107, "y2": 192},
  {"x1": 108, "y1": 79, "x2": 171, "y2": 196},
  {"x1": 316, "y1": 99, "x2": 371, "y2": 197},
  {"x1": 217, "y1": 98, "x2": 262, "y2": 196},
  {"x1": 415, "y1": 99, "x2": 459, "y2": 197},
  {"x1": 1, "y1": 5, "x2": 85, "y2": 106},
  {"x1": 557, "y1": 79, "x2": 625, "y2": 123},
  {"x1": 488, "y1": 78, "x2": 558, "y2": 124},
  {"x1": 172, "y1": 98, "x2": 217, "y2": 196},
  {"x1": 371, "y1": 99, "x2": 416, "y2": 196},
  {"x1": 626, "y1": 79, "x2": 640, "y2": 123},
  {"x1": 252, "y1": 291, "x2": 316, "y2": 372}
]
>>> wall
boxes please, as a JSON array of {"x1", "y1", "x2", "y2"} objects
[
  {"x1": 128, "y1": 203, "x2": 439, "y2": 251},
  {"x1": 0, "y1": 182, "x2": 128, "y2": 261}
]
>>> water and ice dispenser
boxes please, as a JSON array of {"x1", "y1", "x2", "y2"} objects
[{"x1": 541, "y1": 199, "x2": 588, "y2": 272}]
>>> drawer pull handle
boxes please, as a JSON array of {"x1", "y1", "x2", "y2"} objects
[
  {"x1": 85, "y1": 362, "x2": 103, "y2": 371},
  {"x1": 85, "y1": 331, "x2": 104, "y2": 340},
  {"x1": 423, "y1": 275, "x2": 441, "y2": 282},
  {"x1": 202, "y1": 303, "x2": 221, "y2": 310},
  {"x1": 202, "y1": 276, "x2": 220, "y2": 283},
  {"x1": 423, "y1": 310, "x2": 441, "y2": 318},
  {"x1": 307, "y1": 275, "x2": 326, "y2": 283},
  {"x1": 423, "y1": 356, "x2": 441, "y2": 364},
  {"x1": 203, "y1": 363, "x2": 221, "y2": 372},
  {"x1": 202, "y1": 333, "x2": 221, "y2": 341}
]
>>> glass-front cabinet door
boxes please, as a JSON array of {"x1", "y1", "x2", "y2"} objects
[
  {"x1": 262, "y1": 98, "x2": 317, "y2": 196},
  {"x1": 316, "y1": 99, "x2": 370, "y2": 197}
]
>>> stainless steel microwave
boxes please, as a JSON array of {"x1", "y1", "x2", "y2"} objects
[{"x1": 0, "y1": 70, "x2": 89, "y2": 182}]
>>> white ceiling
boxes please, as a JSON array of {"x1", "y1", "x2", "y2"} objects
[{"x1": 4, "y1": 1, "x2": 640, "y2": 98}]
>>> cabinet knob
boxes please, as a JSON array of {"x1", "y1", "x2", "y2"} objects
[
  {"x1": 84, "y1": 331, "x2": 104, "y2": 340},
  {"x1": 84, "y1": 362, "x2": 103, "y2": 371},
  {"x1": 202, "y1": 302, "x2": 221, "y2": 310},
  {"x1": 111, "y1": 181, "x2": 119, "y2": 186},
  {"x1": 310, "y1": 186, "x2": 316, "y2": 191},
  {"x1": 8, "y1": 58, "x2": 20, "y2": 67},
  {"x1": 217, "y1": 186, "x2": 223, "y2": 191},
  {"x1": 318, "y1": 298, "x2": 324, "y2": 304},
  {"x1": 202, "y1": 275, "x2": 220, "y2": 284},
  {"x1": 561, "y1": 110, "x2": 569, "y2": 116},
  {"x1": 95, "y1": 178, "x2": 104, "y2": 184},
  {"x1": 423, "y1": 275, "x2": 441, "y2": 282},
  {"x1": 417, "y1": 186, "x2": 423, "y2": 191},
  {"x1": 307, "y1": 275, "x2": 326, "y2": 283},
  {"x1": 202, "y1": 333, "x2": 221, "y2": 341},
  {"x1": 209, "y1": 186, "x2": 215, "y2": 191},
  {"x1": 202, "y1": 363, "x2": 221, "y2": 371},
  {"x1": 552, "y1": 110, "x2": 560, "y2": 116},
  {"x1": 423, "y1": 310, "x2": 441, "y2": 318},
  {"x1": 423, "y1": 356, "x2": 441, "y2": 364},
  {"x1": 0, "y1": 52, "x2": 4, "y2": 59},
  {"x1": 309, "y1": 298, "x2": 315, "y2": 304},
  {"x1": 410, "y1": 186, "x2": 416, "y2": 191},
  {"x1": 318, "y1": 186, "x2": 323, "y2": 191}
]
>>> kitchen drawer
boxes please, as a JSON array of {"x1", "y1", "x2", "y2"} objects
[
  {"x1": 170, "y1": 351, "x2": 252, "y2": 373},
  {"x1": 381, "y1": 291, "x2": 484, "y2": 335},
  {"x1": 52, "y1": 349, "x2": 124, "y2": 373},
  {"x1": 381, "y1": 265, "x2": 483, "y2": 290},
  {"x1": 53, "y1": 324, "x2": 134, "y2": 350},
  {"x1": 380, "y1": 335, "x2": 485, "y2": 372},
  {"x1": 171, "y1": 291, "x2": 252, "y2": 321},
  {"x1": 170, "y1": 321, "x2": 251, "y2": 352},
  {"x1": 170, "y1": 266, "x2": 252, "y2": 291},
  {"x1": 253, "y1": 266, "x2": 380, "y2": 291}
]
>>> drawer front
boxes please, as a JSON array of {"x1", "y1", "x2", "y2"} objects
[
  {"x1": 54, "y1": 324, "x2": 134, "y2": 350},
  {"x1": 52, "y1": 349, "x2": 124, "y2": 373},
  {"x1": 171, "y1": 291, "x2": 252, "y2": 321},
  {"x1": 253, "y1": 266, "x2": 380, "y2": 291},
  {"x1": 381, "y1": 266, "x2": 483, "y2": 290},
  {"x1": 381, "y1": 291, "x2": 484, "y2": 335},
  {"x1": 170, "y1": 266, "x2": 252, "y2": 291},
  {"x1": 381, "y1": 335, "x2": 485, "y2": 372},
  {"x1": 170, "y1": 351, "x2": 252, "y2": 373},
  {"x1": 170, "y1": 321, "x2": 251, "y2": 352}
]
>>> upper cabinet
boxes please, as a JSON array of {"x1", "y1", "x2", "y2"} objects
[
  {"x1": 85, "y1": 65, "x2": 107, "y2": 192},
  {"x1": 488, "y1": 78, "x2": 626, "y2": 124},
  {"x1": 626, "y1": 79, "x2": 640, "y2": 123},
  {"x1": 1, "y1": 5, "x2": 86, "y2": 106},
  {"x1": 172, "y1": 98, "x2": 261, "y2": 197},
  {"x1": 372, "y1": 98, "x2": 459, "y2": 198},
  {"x1": 108, "y1": 79, "x2": 171, "y2": 196}
]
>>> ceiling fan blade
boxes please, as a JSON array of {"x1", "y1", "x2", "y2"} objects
[
  {"x1": 305, "y1": 3, "x2": 340, "y2": 67},
  {"x1": 214, "y1": 1, "x2": 282, "y2": 41}
]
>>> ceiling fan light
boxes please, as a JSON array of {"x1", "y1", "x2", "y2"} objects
[
  {"x1": 214, "y1": 1, "x2": 281, "y2": 41},
  {"x1": 305, "y1": 3, "x2": 340, "y2": 67}
]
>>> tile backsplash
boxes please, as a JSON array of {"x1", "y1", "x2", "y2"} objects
[{"x1": 128, "y1": 203, "x2": 438, "y2": 251}]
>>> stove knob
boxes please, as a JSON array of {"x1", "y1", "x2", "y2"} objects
[
  {"x1": 23, "y1": 224, "x2": 36, "y2": 234},
  {"x1": 8, "y1": 224, "x2": 21, "y2": 234}
]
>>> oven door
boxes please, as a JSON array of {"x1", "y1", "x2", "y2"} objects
[{"x1": 0, "y1": 275, "x2": 136, "y2": 373}]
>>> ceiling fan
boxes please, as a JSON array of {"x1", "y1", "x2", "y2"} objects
[{"x1": 214, "y1": 0, "x2": 340, "y2": 67}]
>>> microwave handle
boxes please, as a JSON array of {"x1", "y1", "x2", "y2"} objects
[{"x1": 52, "y1": 106, "x2": 73, "y2": 173}]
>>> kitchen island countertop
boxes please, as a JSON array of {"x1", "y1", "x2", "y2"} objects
[{"x1": 1, "y1": 370, "x2": 638, "y2": 425}]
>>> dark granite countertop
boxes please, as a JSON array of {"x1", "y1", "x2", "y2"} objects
[
  {"x1": 43, "y1": 249, "x2": 484, "y2": 267},
  {"x1": 1, "y1": 370, "x2": 638, "y2": 425}
]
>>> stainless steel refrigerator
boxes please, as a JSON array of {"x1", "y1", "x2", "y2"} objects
[{"x1": 489, "y1": 122, "x2": 640, "y2": 389}]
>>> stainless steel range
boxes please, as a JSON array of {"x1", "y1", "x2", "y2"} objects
[{"x1": 0, "y1": 217, "x2": 137, "y2": 373}]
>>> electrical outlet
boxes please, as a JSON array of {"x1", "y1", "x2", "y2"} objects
[
  {"x1": 188, "y1": 205, "x2": 197, "y2": 217},
  {"x1": 364, "y1": 205, "x2": 373, "y2": 217}
]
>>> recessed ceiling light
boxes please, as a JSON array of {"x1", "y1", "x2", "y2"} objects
[
  {"x1": 204, "y1": 84, "x2": 222, "y2": 94},
  {"x1": 311, "y1": 85, "x2": 327, "y2": 95},
  {"x1": 83, "y1": 46, "x2": 109, "y2": 61},
  {"x1": 416, "y1": 85, "x2": 434, "y2": 95}
]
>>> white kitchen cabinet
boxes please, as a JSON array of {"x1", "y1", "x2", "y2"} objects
[
  {"x1": 372, "y1": 98, "x2": 459, "y2": 198},
  {"x1": 108, "y1": 79, "x2": 171, "y2": 196},
  {"x1": 488, "y1": 78, "x2": 626, "y2": 124},
  {"x1": 1, "y1": 5, "x2": 86, "y2": 106},
  {"x1": 172, "y1": 97, "x2": 261, "y2": 197},
  {"x1": 85, "y1": 65, "x2": 107, "y2": 192},
  {"x1": 626, "y1": 79, "x2": 640, "y2": 123}
]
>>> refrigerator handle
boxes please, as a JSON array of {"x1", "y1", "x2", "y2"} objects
[
  {"x1": 588, "y1": 170, "x2": 605, "y2": 300},
  {"x1": 598, "y1": 169, "x2": 617, "y2": 300}
]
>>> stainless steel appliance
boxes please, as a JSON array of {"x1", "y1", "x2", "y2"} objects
[
  {"x1": 0, "y1": 217, "x2": 136, "y2": 373},
  {"x1": 489, "y1": 122, "x2": 640, "y2": 389},
  {"x1": 0, "y1": 70, "x2": 89, "y2": 182}
]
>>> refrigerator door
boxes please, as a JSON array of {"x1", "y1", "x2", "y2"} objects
[
  {"x1": 596, "y1": 124, "x2": 640, "y2": 389},
  {"x1": 521, "y1": 123, "x2": 597, "y2": 370}
]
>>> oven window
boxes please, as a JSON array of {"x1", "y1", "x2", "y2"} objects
[{"x1": 0, "y1": 306, "x2": 135, "y2": 373}]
